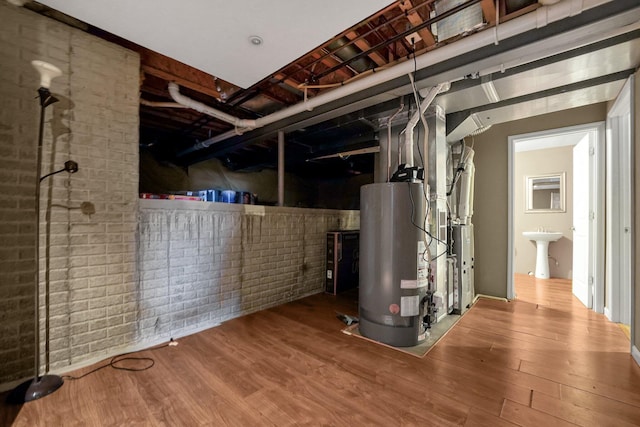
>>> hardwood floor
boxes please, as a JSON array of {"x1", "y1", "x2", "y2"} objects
[{"x1": 3, "y1": 274, "x2": 640, "y2": 426}]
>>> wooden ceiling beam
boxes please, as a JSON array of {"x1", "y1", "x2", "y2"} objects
[
  {"x1": 398, "y1": 0, "x2": 437, "y2": 46},
  {"x1": 310, "y1": 52, "x2": 354, "y2": 82},
  {"x1": 254, "y1": 84, "x2": 300, "y2": 106},
  {"x1": 344, "y1": 31, "x2": 387, "y2": 67},
  {"x1": 140, "y1": 60, "x2": 227, "y2": 102},
  {"x1": 480, "y1": 0, "x2": 497, "y2": 25},
  {"x1": 274, "y1": 73, "x2": 305, "y2": 92},
  {"x1": 89, "y1": 28, "x2": 242, "y2": 102}
]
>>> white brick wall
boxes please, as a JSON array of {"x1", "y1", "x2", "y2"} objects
[
  {"x1": 137, "y1": 200, "x2": 359, "y2": 341},
  {"x1": 0, "y1": 2, "x2": 139, "y2": 385}
]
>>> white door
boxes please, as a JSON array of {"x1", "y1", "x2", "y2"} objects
[
  {"x1": 605, "y1": 76, "x2": 633, "y2": 325},
  {"x1": 572, "y1": 135, "x2": 591, "y2": 308}
]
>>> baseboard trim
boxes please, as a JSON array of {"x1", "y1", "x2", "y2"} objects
[
  {"x1": 474, "y1": 294, "x2": 510, "y2": 303},
  {"x1": 0, "y1": 377, "x2": 30, "y2": 394},
  {"x1": 0, "y1": 335, "x2": 176, "y2": 393},
  {"x1": 1, "y1": 291, "x2": 324, "y2": 393},
  {"x1": 632, "y1": 345, "x2": 640, "y2": 367},
  {"x1": 604, "y1": 306, "x2": 612, "y2": 321}
]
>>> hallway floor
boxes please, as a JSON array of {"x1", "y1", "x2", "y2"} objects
[{"x1": 2, "y1": 274, "x2": 640, "y2": 426}]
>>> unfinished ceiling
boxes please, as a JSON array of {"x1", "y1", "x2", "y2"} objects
[
  {"x1": 26, "y1": 0, "x2": 640, "y2": 179},
  {"x1": 36, "y1": 0, "x2": 393, "y2": 89}
]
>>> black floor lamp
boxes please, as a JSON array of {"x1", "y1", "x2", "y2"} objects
[{"x1": 8, "y1": 60, "x2": 78, "y2": 404}]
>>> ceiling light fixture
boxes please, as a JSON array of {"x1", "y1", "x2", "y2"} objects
[{"x1": 248, "y1": 35, "x2": 263, "y2": 46}]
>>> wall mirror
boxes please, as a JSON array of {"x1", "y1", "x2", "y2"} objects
[{"x1": 525, "y1": 173, "x2": 565, "y2": 213}]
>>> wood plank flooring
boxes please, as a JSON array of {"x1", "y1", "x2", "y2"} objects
[{"x1": 3, "y1": 274, "x2": 640, "y2": 426}]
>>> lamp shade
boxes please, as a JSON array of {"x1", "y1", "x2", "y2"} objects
[
  {"x1": 6, "y1": 0, "x2": 29, "y2": 6},
  {"x1": 31, "y1": 60, "x2": 62, "y2": 89}
]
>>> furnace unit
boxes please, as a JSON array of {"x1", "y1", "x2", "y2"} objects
[{"x1": 325, "y1": 231, "x2": 360, "y2": 294}]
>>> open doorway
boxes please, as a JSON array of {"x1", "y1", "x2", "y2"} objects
[{"x1": 507, "y1": 122, "x2": 605, "y2": 311}]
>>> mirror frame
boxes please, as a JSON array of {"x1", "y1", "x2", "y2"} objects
[{"x1": 525, "y1": 172, "x2": 566, "y2": 213}]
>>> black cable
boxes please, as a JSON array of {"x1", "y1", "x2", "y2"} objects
[
  {"x1": 447, "y1": 167, "x2": 464, "y2": 196},
  {"x1": 407, "y1": 182, "x2": 449, "y2": 263},
  {"x1": 407, "y1": 182, "x2": 429, "y2": 237},
  {"x1": 409, "y1": 51, "x2": 435, "y2": 243},
  {"x1": 39, "y1": 168, "x2": 66, "y2": 182},
  {"x1": 405, "y1": 53, "x2": 449, "y2": 262},
  {"x1": 61, "y1": 343, "x2": 169, "y2": 381},
  {"x1": 407, "y1": 183, "x2": 430, "y2": 263},
  {"x1": 447, "y1": 141, "x2": 468, "y2": 196}
]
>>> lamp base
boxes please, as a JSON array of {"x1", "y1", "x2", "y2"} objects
[{"x1": 6, "y1": 375, "x2": 63, "y2": 404}]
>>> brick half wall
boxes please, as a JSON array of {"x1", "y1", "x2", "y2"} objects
[{"x1": 136, "y1": 200, "x2": 359, "y2": 342}]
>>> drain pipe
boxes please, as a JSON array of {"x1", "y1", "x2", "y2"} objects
[
  {"x1": 278, "y1": 130, "x2": 285, "y2": 207},
  {"x1": 173, "y1": 0, "x2": 614, "y2": 157},
  {"x1": 168, "y1": 82, "x2": 256, "y2": 130},
  {"x1": 140, "y1": 99, "x2": 189, "y2": 109}
]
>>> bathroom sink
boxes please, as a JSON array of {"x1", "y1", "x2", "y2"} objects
[
  {"x1": 523, "y1": 231, "x2": 563, "y2": 279},
  {"x1": 522, "y1": 231, "x2": 563, "y2": 242}
]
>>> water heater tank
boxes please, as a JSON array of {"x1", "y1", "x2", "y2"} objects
[{"x1": 359, "y1": 182, "x2": 428, "y2": 347}]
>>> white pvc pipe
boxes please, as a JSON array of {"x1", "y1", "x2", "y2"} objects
[
  {"x1": 168, "y1": 83, "x2": 256, "y2": 129},
  {"x1": 458, "y1": 148, "x2": 475, "y2": 223},
  {"x1": 404, "y1": 80, "x2": 443, "y2": 169},
  {"x1": 278, "y1": 131, "x2": 285, "y2": 207},
  {"x1": 386, "y1": 102, "x2": 404, "y2": 182},
  {"x1": 175, "y1": 0, "x2": 612, "y2": 153},
  {"x1": 140, "y1": 99, "x2": 189, "y2": 108}
]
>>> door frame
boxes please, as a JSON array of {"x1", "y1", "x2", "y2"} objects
[
  {"x1": 507, "y1": 122, "x2": 605, "y2": 309},
  {"x1": 605, "y1": 76, "x2": 635, "y2": 328}
]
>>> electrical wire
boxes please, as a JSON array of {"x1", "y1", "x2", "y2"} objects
[
  {"x1": 405, "y1": 49, "x2": 450, "y2": 263},
  {"x1": 407, "y1": 182, "x2": 429, "y2": 237},
  {"x1": 407, "y1": 62, "x2": 432, "y2": 238},
  {"x1": 407, "y1": 66, "x2": 446, "y2": 259},
  {"x1": 407, "y1": 182, "x2": 431, "y2": 263},
  {"x1": 61, "y1": 342, "x2": 170, "y2": 381},
  {"x1": 447, "y1": 140, "x2": 473, "y2": 196},
  {"x1": 407, "y1": 182, "x2": 448, "y2": 261}
]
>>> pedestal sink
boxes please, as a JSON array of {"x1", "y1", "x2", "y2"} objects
[{"x1": 522, "y1": 231, "x2": 563, "y2": 279}]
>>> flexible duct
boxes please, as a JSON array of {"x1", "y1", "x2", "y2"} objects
[{"x1": 174, "y1": 0, "x2": 612, "y2": 157}]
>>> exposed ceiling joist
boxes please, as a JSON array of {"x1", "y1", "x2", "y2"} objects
[
  {"x1": 344, "y1": 31, "x2": 388, "y2": 67},
  {"x1": 398, "y1": 0, "x2": 437, "y2": 46},
  {"x1": 34, "y1": 0, "x2": 638, "y2": 179},
  {"x1": 182, "y1": 1, "x2": 638, "y2": 163}
]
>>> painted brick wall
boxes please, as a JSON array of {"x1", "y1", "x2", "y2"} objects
[
  {"x1": 0, "y1": 2, "x2": 139, "y2": 385},
  {"x1": 137, "y1": 200, "x2": 359, "y2": 341},
  {"x1": 0, "y1": 2, "x2": 361, "y2": 390}
]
